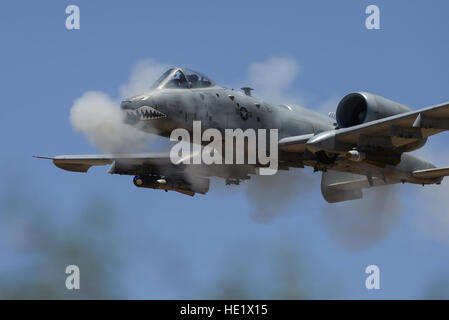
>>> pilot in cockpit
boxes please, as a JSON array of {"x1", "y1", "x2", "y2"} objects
[
  {"x1": 151, "y1": 68, "x2": 215, "y2": 90},
  {"x1": 187, "y1": 74, "x2": 199, "y2": 86},
  {"x1": 165, "y1": 70, "x2": 188, "y2": 88}
]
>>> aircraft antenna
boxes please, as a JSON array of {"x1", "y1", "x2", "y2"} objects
[{"x1": 241, "y1": 87, "x2": 254, "y2": 96}]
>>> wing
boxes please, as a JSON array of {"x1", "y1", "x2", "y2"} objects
[
  {"x1": 412, "y1": 167, "x2": 449, "y2": 179},
  {"x1": 279, "y1": 101, "x2": 449, "y2": 155},
  {"x1": 35, "y1": 152, "x2": 258, "y2": 196},
  {"x1": 34, "y1": 153, "x2": 258, "y2": 185},
  {"x1": 34, "y1": 153, "x2": 171, "y2": 173},
  {"x1": 333, "y1": 101, "x2": 449, "y2": 151},
  {"x1": 278, "y1": 134, "x2": 314, "y2": 152}
]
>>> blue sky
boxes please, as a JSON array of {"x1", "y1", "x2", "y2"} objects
[{"x1": 1, "y1": 0, "x2": 449, "y2": 299}]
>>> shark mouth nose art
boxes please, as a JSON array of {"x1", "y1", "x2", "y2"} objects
[{"x1": 124, "y1": 106, "x2": 166, "y2": 121}]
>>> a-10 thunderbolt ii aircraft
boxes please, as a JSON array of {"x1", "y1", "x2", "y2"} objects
[{"x1": 36, "y1": 67, "x2": 449, "y2": 202}]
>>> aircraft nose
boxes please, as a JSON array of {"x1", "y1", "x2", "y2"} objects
[
  {"x1": 120, "y1": 100, "x2": 133, "y2": 110},
  {"x1": 120, "y1": 99, "x2": 140, "y2": 124}
]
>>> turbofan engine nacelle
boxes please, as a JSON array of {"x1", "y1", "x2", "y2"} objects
[
  {"x1": 133, "y1": 175, "x2": 209, "y2": 196},
  {"x1": 336, "y1": 92, "x2": 411, "y2": 128}
]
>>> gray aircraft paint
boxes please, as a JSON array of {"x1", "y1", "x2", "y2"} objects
[{"x1": 37, "y1": 67, "x2": 449, "y2": 202}]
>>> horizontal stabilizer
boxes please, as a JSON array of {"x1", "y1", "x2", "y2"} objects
[{"x1": 412, "y1": 167, "x2": 449, "y2": 179}]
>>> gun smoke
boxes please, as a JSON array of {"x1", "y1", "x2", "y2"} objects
[
  {"x1": 70, "y1": 59, "x2": 167, "y2": 153},
  {"x1": 70, "y1": 91, "x2": 150, "y2": 153},
  {"x1": 321, "y1": 186, "x2": 403, "y2": 251},
  {"x1": 245, "y1": 169, "x2": 315, "y2": 223}
]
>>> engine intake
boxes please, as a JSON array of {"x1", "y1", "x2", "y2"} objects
[{"x1": 336, "y1": 92, "x2": 411, "y2": 128}]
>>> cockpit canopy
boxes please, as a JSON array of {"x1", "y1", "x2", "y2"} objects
[{"x1": 152, "y1": 68, "x2": 215, "y2": 89}]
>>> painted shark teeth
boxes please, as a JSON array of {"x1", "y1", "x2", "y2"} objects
[{"x1": 125, "y1": 106, "x2": 166, "y2": 121}]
